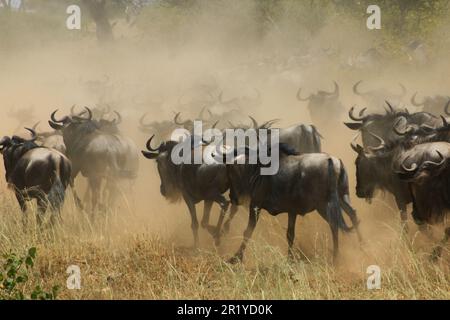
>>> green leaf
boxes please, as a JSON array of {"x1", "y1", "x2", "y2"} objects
[
  {"x1": 28, "y1": 247, "x2": 37, "y2": 259},
  {"x1": 25, "y1": 256, "x2": 34, "y2": 268}
]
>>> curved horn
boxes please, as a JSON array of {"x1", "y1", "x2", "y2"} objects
[
  {"x1": 444, "y1": 99, "x2": 450, "y2": 116},
  {"x1": 112, "y1": 111, "x2": 122, "y2": 125},
  {"x1": 324, "y1": 81, "x2": 339, "y2": 97},
  {"x1": 348, "y1": 106, "x2": 368, "y2": 121},
  {"x1": 174, "y1": 112, "x2": 189, "y2": 126},
  {"x1": 146, "y1": 135, "x2": 163, "y2": 152},
  {"x1": 352, "y1": 80, "x2": 366, "y2": 96},
  {"x1": 140, "y1": 113, "x2": 152, "y2": 127},
  {"x1": 367, "y1": 132, "x2": 386, "y2": 152},
  {"x1": 393, "y1": 117, "x2": 412, "y2": 136},
  {"x1": 397, "y1": 83, "x2": 407, "y2": 97},
  {"x1": 296, "y1": 87, "x2": 312, "y2": 101},
  {"x1": 385, "y1": 101, "x2": 395, "y2": 114},
  {"x1": 411, "y1": 92, "x2": 425, "y2": 106},
  {"x1": 51, "y1": 110, "x2": 69, "y2": 123},
  {"x1": 260, "y1": 119, "x2": 280, "y2": 129},
  {"x1": 73, "y1": 107, "x2": 92, "y2": 121},
  {"x1": 249, "y1": 116, "x2": 258, "y2": 129},
  {"x1": 24, "y1": 127, "x2": 37, "y2": 142},
  {"x1": 422, "y1": 150, "x2": 446, "y2": 169},
  {"x1": 350, "y1": 133, "x2": 364, "y2": 155},
  {"x1": 31, "y1": 121, "x2": 40, "y2": 132},
  {"x1": 211, "y1": 120, "x2": 219, "y2": 129},
  {"x1": 401, "y1": 156, "x2": 418, "y2": 172}
]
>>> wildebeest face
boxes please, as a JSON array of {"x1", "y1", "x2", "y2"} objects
[
  {"x1": 142, "y1": 136, "x2": 180, "y2": 202},
  {"x1": 354, "y1": 153, "x2": 377, "y2": 199}
]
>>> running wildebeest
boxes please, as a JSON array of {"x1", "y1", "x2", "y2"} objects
[
  {"x1": 410, "y1": 92, "x2": 450, "y2": 115},
  {"x1": 31, "y1": 122, "x2": 66, "y2": 154},
  {"x1": 394, "y1": 141, "x2": 450, "y2": 259},
  {"x1": 0, "y1": 128, "x2": 72, "y2": 225},
  {"x1": 142, "y1": 135, "x2": 238, "y2": 247},
  {"x1": 353, "y1": 80, "x2": 406, "y2": 111},
  {"x1": 49, "y1": 107, "x2": 139, "y2": 212},
  {"x1": 296, "y1": 81, "x2": 345, "y2": 128},
  {"x1": 218, "y1": 142, "x2": 361, "y2": 263}
]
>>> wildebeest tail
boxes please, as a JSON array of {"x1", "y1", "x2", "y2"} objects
[
  {"x1": 48, "y1": 158, "x2": 69, "y2": 212},
  {"x1": 326, "y1": 158, "x2": 352, "y2": 232}
]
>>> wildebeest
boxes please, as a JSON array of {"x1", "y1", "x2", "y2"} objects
[
  {"x1": 353, "y1": 80, "x2": 407, "y2": 111},
  {"x1": 394, "y1": 141, "x2": 450, "y2": 258},
  {"x1": 219, "y1": 143, "x2": 361, "y2": 263},
  {"x1": 142, "y1": 135, "x2": 237, "y2": 247},
  {"x1": 410, "y1": 92, "x2": 450, "y2": 115},
  {"x1": 49, "y1": 107, "x2": 139, "y2": 212},
  {"x1": 31, "y1": 122, "x2": 66, "y2": 154},
  {"x1": 235, "y1": 116, "x2": 322, "y2": 154},
  {"x1": 0, "y1": 128, "x2": 72, "y2": 225},
  {"x1": 296, "y1": 81, "x2": 345, "y2": 128}
]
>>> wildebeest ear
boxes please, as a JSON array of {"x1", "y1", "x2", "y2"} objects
[
  {"x1": 141, "y1": 150, "x2": 159, "y2": 159},
  {"x1": 344, "y1": 122, "x2": 362, "y2": 130},
  {"x1": 48, "y1": 121, "x2": 63, "y2": 130}
]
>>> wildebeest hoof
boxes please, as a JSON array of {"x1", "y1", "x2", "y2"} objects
[
  {"x1": 429, "y1": 246, "x2": 442, "y2": 262},
  {"x1": 227, "y1": 255, "x2": 243, "y2": 265}
]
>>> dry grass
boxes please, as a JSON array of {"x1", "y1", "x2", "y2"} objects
[{"x1": 0, "y1": 180, "x2": 448, "y2": 300}]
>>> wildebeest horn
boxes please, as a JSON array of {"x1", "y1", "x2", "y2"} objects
[
  {"x1": 325, "y1": 81, "x2": 339, "y2": 97},
  {"x1": 140, "y1": 113, "x2": 152, "y2": 127},
  {"x1": 296, "y1": 87, "x2": 312, "y2": 101},
  {"x1": 211, "y1": 120, "x2": 219, "y2": 129},
  {"x1": 422, "y1": 150, "x2": 446, "y2": 169},
  {"x1": 174, "y1": 112, "x2": 189, "y2": 126},
  {"x1": 367, "y1": 132, "x2": 386, "y2": 152},
  {"x1": 385, "y1": 101, "x2": 395, "y2": 114},
  {"x1": 73, "y1": 107, "x2": 92, "y2": 121},
  {"x1": 146, "y1": 135, "x2": 163, "y2": 152},
  {"x1": 393, "y1": 117, "x2": 412, "y2": 136},
  {"x1": 260, "y1": 119, "x2": 280, "y2": 129},
  {"x1": 401, "y1": 156, "x2": 418, "y2": 172},
  {"x1": 51, "y1": 110, "x2": 70, "y2": 123},
  {"x1": 348, "y1": 106, "x2": 368, "y2": 121},
  {"x1": 31, "y1": 122, "x2": 40, "y2": 131},
  {"x1": 444, "y1": 99, "x2": 450, "y2": 116},
  {"x1": 249, "y1": 116, "x2": 258, "y2": 129},
  {"x1": 112, "y1": 111, "x2": 122, "y2": 125},
  {"x1": 350, "y1": 133, "x2": 365, "y2": 155},
  {"x1": 199, "y1": 107, "x2": 212, "y2": 121},
  {"x1": 397, "y1": 83, "x2": 407, "y2": 97},
  {"x1": 24, "y1": 127, "x2": 37, "y2": 142},
  {"x1": 411, "y1": 92, "x2": 425, "y2": 106},
  {"x1": 435, "y1": 116, "x2": 450, "y2": 132},
  {"x1": 0, "y1": 136, "x2": 11, "y2": 148},
  {"x1": 352, "y1": 80, "x2": 366, "y2": 96}
]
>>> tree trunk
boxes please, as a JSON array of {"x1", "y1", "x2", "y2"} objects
[{"x1": 81, "y1": 0, "x2": 114, "y2": 43}]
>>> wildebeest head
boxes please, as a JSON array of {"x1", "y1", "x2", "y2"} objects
[
  {"x1": 142, "y1": 135, "x2": 180, "y2": 201},
  {"x1": 344, "y1": 102, "x2": 410, "y2": 149},
  {"x1": 350, "y1": 132, "x2": 388, "y2": 199},
  {"x1": 48, "y1": 107, "x2": 98, "y2": 152},
  {"x1": 410, "y1": 92, "x2": 450, "y2": 115},
  {"x1": 353, "y1": 80, "x2": 406, "y2": 110}
]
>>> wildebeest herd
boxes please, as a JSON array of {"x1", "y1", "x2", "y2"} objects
[{"x1": 1, "y1": 81, "x2": 449, "y2": 263}]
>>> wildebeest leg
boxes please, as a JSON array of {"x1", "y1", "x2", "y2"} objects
[
  {"x1": 317, "y1": 207, "x2": 339, "y2": 263},
  {"x1": 287, "y1": 212, "x2": 297, "y2": 261},
  {"x1": 223, "y1": 204, "x2": 238, "y2": 234},
  {"x1": 70, "y1": 169, "x2": 83, "y2": 210},
  {"x1": 36, "y1": 196, "x2": 49, "y2": 226},
  {"x1": 184, "y1": 197, "x2": 199, "y2": 249},
  {"x1": 201, "y1": 201, "x2": 213, "y2": 229},
  {"x1": 210, "y1": 195, "x2": 229, "y2": 247},
  {"x1": 88, "y1": 177, "x2": 102, "y2": 217},
  {"x1": 15, "y1": 192, "x2": 28, "y2": 228},
  {"x1": 340, "y1": 195, "x2": 363, "y2": 244},
  {"x1": 395, "y1": 197, "x2": 409, "y2": 234},
  {"x1": 430, "y1": 227, "x2": 450, "y2": 261},
  {"x1": 229, "y1": 204, "x2": 260, "y2": 264}
]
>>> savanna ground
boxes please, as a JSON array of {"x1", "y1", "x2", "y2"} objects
[{"x1": 0, "y1": 0, "x2": 449, "y2": 299}]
